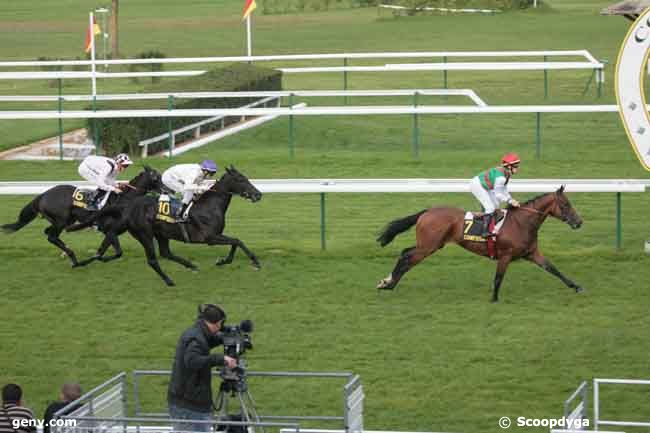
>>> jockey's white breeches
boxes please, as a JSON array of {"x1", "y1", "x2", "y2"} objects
[
  {"x1": 162, "y1": 172, "x2": 194, "y2": 205},
  {"x1": 470, "y1": 176, "x2": 499, "y2": 213}
]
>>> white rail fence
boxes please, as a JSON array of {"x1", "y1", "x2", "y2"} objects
[
  {"x1": 0, "y1": 49, "x2": 605, "y2": 98},
  {"x1": 0, "y1": 179, "x2": 645, "y2": 250}
]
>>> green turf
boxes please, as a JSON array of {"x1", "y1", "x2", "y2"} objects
[{"x1": 1, "y1": 1, "x2": 650, "y2": 433}]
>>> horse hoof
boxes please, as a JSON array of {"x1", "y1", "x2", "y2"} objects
[
  {"x1": 490, "y1": 298, "x2": 499, "y2": 303},
  {"x1": 376, "y1": 279, "x2": 394, "y2": 290},
  {"x1": 575, "y1": 286, "x2": 584, "y2": 293},
  {"x1": 191, "y1": 268, "x2": 199, "y2": 274},
  {"x1": 166, "y1": 280, "x2": 176, "y2": 287},
  {"x1": 252, "y1": 263, "x2": 261, "y2": 271},
  {"x1": 215, "y1": 258, "x2": 228, "y2": 266}
]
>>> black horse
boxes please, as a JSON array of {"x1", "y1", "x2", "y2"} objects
[
  {"x1": 2, "y1": 166, "x2": 163, "y2": 267},
  {"x1": 71, "y1": 165, "x2": 262, "y2": 286}
]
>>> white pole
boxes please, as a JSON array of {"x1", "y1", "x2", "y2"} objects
[
  {"x1": 89, "y1": 12, "x2": 97, "y2": 97},
  {"x1": 246, "y1": 15, "x2": 252, "y2": 57},
  {"x1": 533, "y1": 0, "x2": 538, "y2": 7}
]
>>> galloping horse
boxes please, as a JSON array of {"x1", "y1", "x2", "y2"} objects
[
  {"x1": 376, "y1": 186, "x2": 584, "y2": 302},
  {"x1": 70, "y1": 165, "x2": 262, "y2": 286},
  {"x1": 1, "y1": 166, "x2": 162, "y2": 267}
]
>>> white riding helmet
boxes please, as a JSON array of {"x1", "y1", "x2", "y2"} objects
[{"x1": 114, "y1": 153, "x2": 133, "y2": 166}]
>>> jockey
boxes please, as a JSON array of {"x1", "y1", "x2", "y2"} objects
[
  {"x1": 161, "y1": 160, "x2": 218, "y2": 221},
  {"x1": 78, "y1": 153, "x2": 133, "y2": 210},
  {"x1": 469, "y1": 153, "x2": 521, "y2": 237}
]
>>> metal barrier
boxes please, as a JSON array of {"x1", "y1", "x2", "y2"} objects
[
  {"x1": 52, "y1": 372, "x2": 128, "y2": 433},
  {"x1": 564, "y1": 381, "x2": 588, "y2": 431},
  {"x1": 594, "y1": 378, "x2": 650, "y2": 430},
  {"x1": 132, "y1": 370, "x2": 363, "y2": 432}
]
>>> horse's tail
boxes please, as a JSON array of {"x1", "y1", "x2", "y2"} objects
[
  {"x1": 377, "y1": 209, "x2": 427, "y2": 247},
  {"x1": 2, "y1": 195, "x2": 41, "y2": 233},
  {"x1": 65, "y1": 205, "x2": 122, "y2": 232}
]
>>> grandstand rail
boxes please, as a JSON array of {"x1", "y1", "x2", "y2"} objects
[{"x1": 0, "y1": 179, "x2": 644, "y2": 250}]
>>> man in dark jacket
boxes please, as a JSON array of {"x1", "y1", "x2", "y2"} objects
[
  {"x1": 43, "y1": 383, "x2": 82, "y2": 433},
  {"x1": 168, "y1": 304, "x2": 236, "y2": 432}
]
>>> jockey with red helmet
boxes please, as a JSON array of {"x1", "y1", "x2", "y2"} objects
[
  {"x1": 469, "y1": 153, "x2": 521, "y2": 236},
  {"x1": 161, "y1": 160, "x2": 218, "y2": 221},
  {"x1": 78, "y1": 153, "x2": 133, "y2": 210}
]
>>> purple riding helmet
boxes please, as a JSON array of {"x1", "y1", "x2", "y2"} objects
[{"x1": 200, "y1": 159, "x2": 218, "y2": 174}]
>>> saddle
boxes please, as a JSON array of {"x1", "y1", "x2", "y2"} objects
[
  {"x1": 72, "y1": 188, "x2": 100, "y2": 210},
  {"x1": 463, "y1": 210, "x2": 508, "y2": 242}
]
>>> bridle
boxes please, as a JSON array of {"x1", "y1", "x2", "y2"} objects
[{"x1": 518, "y1": 192, "x2": 570, "y2": 221}]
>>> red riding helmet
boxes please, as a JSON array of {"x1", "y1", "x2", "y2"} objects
[{"x1": 501, "y1": 153, "x2": 521, "y2": 167}]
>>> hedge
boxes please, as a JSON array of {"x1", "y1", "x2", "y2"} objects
[{"x1": 87, "y1": 62, "x2": 282, "y2": 156}]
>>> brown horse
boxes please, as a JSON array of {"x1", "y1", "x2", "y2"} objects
[{"x1": 376, "y1": 186, "x2": 584, "y2": 302}]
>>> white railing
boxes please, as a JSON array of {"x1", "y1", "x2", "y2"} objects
[
  {"x1": 0, "y1": 179, "x2": 644, "y2": 250},
  {"x1": 0, "y1": 104, "x2": 633, "y2": 120},
  {"x1": 594, "y1": 378, "x2": 650, "y2": 430},
  {"x1": 0, "y1": 179, "x2": 645, "y2": 195},
  {"x1": 0, "y1": 50, "x2": 603, "y2": 67},
  {"x1": 0, "y1": 89, "x2": 486, "y2": 106},
  {"x1": 137, "y1": 95, "x2": 281, "y2": 157}
]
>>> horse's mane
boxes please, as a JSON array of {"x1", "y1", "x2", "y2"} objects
[{"x1": 521, "y1": 191, "x2": 552, "y2": 206}]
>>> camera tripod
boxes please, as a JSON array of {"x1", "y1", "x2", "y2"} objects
[{"x1": 213, "y1": 365, "x2": 264, "y2": 433}]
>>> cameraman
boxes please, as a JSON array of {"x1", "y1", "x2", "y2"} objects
[{"x1": 168, "y1": 304, "x2": 236, "y2": 432}]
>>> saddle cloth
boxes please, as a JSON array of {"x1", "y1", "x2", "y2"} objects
[
  {"x1": 71, "y1": 188, "x2": 98, "y2": 210},
  {"x1": 156, "y1": 194, "x2": 184, "y2": 223},
  {"x1": 462, "y1": 210, "x2": 508, "y2": 242}
]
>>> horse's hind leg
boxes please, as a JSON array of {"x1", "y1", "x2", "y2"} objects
[
  {"x1": 208, "y1": 234, "x2": 261, "y2": 270},
  {"x1": 130, "y1": 229, "x2": 175, "y2": 286},
  {"x1": 377, "y1": 244, "x2": 438, "y2": 290},
  {"x1": 45, "y1": 225, "x2": 78, "y2": 267},
  {"x1": 157, "y1": 236, "x2": 197, "y2": 270},
  {"x1": 525, "y1": 250, "x2": 583, "y2": 293}
]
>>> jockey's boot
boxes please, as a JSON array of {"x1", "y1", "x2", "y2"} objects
[
  {"x1": 177, "y1": 202, "x2": 193, "y2": 223},
  {"x1": 481, "y1": 213, "x2": 493, "y2": 238},
  {"x1": 90, "y1": 190, "x2": 107, "y2": 211}
]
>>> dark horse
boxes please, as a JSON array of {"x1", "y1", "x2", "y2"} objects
[
  {"x1": 376, "y1": 186, "x2": 584, "y2": 302},
  {"x1": 71, "y1": 165, "x2": 262, "y2": 286},
  {"x1": 1, "y1": 166, "x2": 163, "y2": 267}
]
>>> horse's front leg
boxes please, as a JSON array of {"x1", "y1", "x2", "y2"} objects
[
  {"x1": 208, "y1": 234, "x2": 260, "y2": 270},
  {"x1": 526, "y1": 250, "x2": 583, "y2": 293},
  {"x1": 492, "y1": 255, "x2": 512, "y2": 303}
]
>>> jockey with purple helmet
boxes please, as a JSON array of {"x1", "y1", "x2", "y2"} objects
[{"x1": 161, "y1": 160, "x2": 218, "y2": 221}]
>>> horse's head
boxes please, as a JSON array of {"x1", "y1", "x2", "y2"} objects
[
  {"x1": 550, "y1": 186, "x2": 582, "y2": 229},
  {"x1": 214, "y1": 165, "x2": 262, "y2": 202},
  {"x1": 129, "y1": 165, "x2": 163, "y2": 193}
]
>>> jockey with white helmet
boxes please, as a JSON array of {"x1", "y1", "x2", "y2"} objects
[
  {"x1": 469, "y1": 153, "x2": 521, "y2": 236},
  {"x1": 161, "y1": 160, "x2": 218, "y2": 221},
  {"x1": 78, "y1": 153, "x2": 133, "y2": 209}
]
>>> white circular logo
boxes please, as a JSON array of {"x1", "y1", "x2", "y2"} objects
[{"x1": 498, "y1": 417, "x2": 511, "y2": 429}]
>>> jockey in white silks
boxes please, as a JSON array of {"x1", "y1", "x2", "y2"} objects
[
  {"x1": 77, "y1": 153, "x2": 133, "y2": 209},
  {"x1": 161, "y1": 160, "x2": 218, "y2": 221},
  {"x1": 469, "y1": 152, "x2": 521, "y2": 236}
]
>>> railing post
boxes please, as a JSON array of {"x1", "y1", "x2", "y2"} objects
[
  {"x1": 289, "y1": 93, "x2": 295, "y2": 158},
  {"x1": 593, "y1": 380, "x2": 599, "y2": 431},
  {"x1": 58, "y1": 79, "x2": 63, "y2": 161},
  {"x1": 535, "y1": 112, "x2": 541, "y2": 159},
  {"x1": 412, "y1": 91, "x2": 419, "y2": 158},
  {"x1": 443, "y1": 56, "x2": 448, "y2": 89},
  {"x1": 544, "y1": 55, "x2": 548, "y2": 99},
  {"x1": 168, "y1": 95, "x2": 174, "y2": 158},
  {"x1": 92, "y1": 95, "x2": 100, "y2": 155},
  {"x1": 616, "y1": 192, "x2": 622, "y2": 250},
  {"x1": 343, "y1": 57, "x2": 348, "y2": 106},
  {"x1": 320, "y1": 192, "x2": 326, "y2": 250}
]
